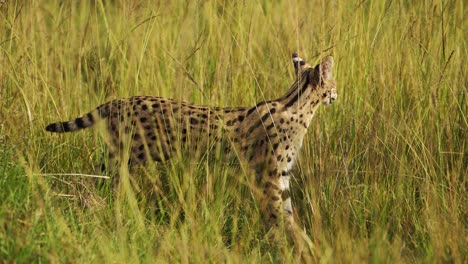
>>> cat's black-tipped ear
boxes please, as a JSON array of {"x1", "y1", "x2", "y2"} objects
[
  {"x1": 292, "y1": 52, "x2": 311, "y2": 77},
  {"x1": 318, "y1": 56, "x2": 334, "y2": 81},
  {"x1": 292, "y1": 52, "x2": 304, "y2": 76}
]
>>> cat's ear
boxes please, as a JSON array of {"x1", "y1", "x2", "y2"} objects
[
  {"x1": 318, "y1": 56, "x2": 334, "y2": 81},
  {"x1": 292, "y1": 52, "x2": 311, "y2": 77}
]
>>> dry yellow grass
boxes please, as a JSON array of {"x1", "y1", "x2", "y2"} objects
[{"x1": 0, "y1": 0, "x2": 465, "y2": 262}]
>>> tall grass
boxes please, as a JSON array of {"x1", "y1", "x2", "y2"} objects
[{"x1": 0, "y1": 0, "x2": 465, "y2": 262}]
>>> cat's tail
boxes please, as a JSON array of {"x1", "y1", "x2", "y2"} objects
[{"x1": 45, "y1": 103, "x2": 111, "y2": 133}]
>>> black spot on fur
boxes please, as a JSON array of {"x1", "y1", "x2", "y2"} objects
[
  {"x1": 146, "y1": 131, "x2": 154, "y2": 138},
  {"x1": 246, "y1": 107, "x2": 256, "y2": 117},
  {"x1": 256, "y1": 101, "x2": 266, "y2": 108},
  {"x1": 260, "y1": 112, "x2": 269, "y2": 123},
  {"x1": 266, "y1": 123, "x2": 275, "y2": 130},
  {"x1": 226, "y1": 119, "x2": 236, "y2": 126},
  {"x1": 98, "y1": 104, "x2": 110, "y2": 117},
  {"x1": 272, "y1": 143, "x2": 279, "y2": 150},
  {"x1": 190, "y1": 117, "x2": 199, "y2": 125}
]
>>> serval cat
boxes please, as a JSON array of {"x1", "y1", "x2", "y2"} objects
[{"x1": 46, "y1": 53, "x2": 337, "y2": 231}]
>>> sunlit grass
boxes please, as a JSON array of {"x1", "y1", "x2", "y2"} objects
[{"x1": 0, "y1": 0, "x2": 465, "y2": 262}]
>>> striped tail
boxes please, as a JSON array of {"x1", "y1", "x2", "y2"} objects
[{"x1": 46, "y1": 104, "x2": 111, "y2": 133}]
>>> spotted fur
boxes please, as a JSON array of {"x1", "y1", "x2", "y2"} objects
[{"x1": 46, "y1": 53, "x2": 337, "y2": 229}]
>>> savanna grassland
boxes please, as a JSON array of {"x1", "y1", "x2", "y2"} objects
[{"x1": 0, "y1": 0, "x2": 466, "y2": 262}]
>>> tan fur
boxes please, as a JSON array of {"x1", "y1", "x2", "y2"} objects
[{"x1": 46, "y1": 54, "x2": 337, "y2": 230}]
